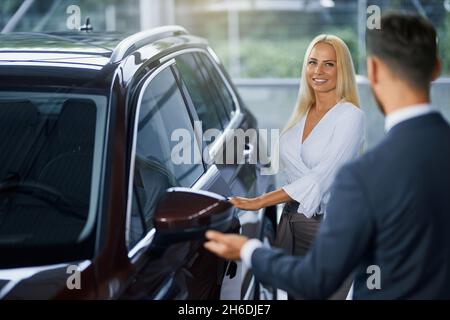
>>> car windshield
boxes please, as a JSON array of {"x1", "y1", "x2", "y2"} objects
[{"x1": 0, "y1": 89, "x2": 107, "y2": 249}]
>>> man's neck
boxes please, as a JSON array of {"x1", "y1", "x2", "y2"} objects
[
  {"x1": 385, "y1": 99, "x2": 430, "y2": 116},
  {"x1": 384, "y1": 102, "x2": 433, "y2": 132},
  {"x1": 383, "y1": 88, "x2": 430, "y2": 116}
]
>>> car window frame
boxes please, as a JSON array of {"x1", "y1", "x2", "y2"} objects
[
  {"x1": 174, "y1": 53, "x2": 226, "y2": 133},
  {"x1": 126, "y1": 59, "x2": 206, "y2": 255},
  {"x1": 164, "y1": 47, "x2": 244, "y2": 163},
  {"x1": 126, "y1": 47, "x2": 244, "y2": 257},
  {"x1": 170, "y1": 64, "x2": 207, "y2": 169},
  {"x1": 195, "y1": 52, "x2": 236, "y2": 124},
  {"x1": 185, "y1": 52, "x2": 230, "y2": 129}
]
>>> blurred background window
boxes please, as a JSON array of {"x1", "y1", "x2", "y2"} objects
[
  {"x1": 0, "y1": 0, "x2": 142, "y2": 33},
  {"x1": 2, "y1": 1, "x2": 449, "y2": 77},
  {"x1": 175, "y1": 0, "x2": 450, "y2": 78},
  {"x1": 1, "y1": 0, "x2": 449, "y2": 149}
]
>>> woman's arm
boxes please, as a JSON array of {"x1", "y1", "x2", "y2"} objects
[
  {"x1": 282, "y1": 107, "x2": 365, "y2": 217},
  {"x1": 230, "y1": 188, "x2": 292, "y2": 211},
  {"x1": 230, "y1": 107, "x2": 365, "y2": 214}
]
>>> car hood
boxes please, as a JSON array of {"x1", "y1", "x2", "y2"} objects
[{"x1": 0, "y1": 261, "x2": 90, "y2": 300}]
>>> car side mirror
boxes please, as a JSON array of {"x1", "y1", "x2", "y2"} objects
[{"x1": 152, "y1": 187, "x2": 233, "y2": 245}]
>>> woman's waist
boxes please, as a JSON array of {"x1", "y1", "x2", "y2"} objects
[{"x1": 283, "y1": 200, "x2": 325, "y2": 219}]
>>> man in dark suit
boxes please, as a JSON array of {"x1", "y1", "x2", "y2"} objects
[{"x1": 204, "y1": 13, "x2": 450, "y2": 299}]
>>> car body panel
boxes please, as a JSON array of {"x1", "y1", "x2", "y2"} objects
[{"x1": 0, "y1": 30, "x2": 276, "y2": 300}]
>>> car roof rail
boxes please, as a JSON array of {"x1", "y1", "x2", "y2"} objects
[{"x1": 110, "y1": 25, "x2": 189, "y2": 63}]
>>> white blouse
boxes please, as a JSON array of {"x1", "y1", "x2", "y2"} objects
[{"x1": 280, "y1": 101, "x2": 365, "y2": 218}]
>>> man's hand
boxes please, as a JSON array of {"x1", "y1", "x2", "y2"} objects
[
  {"x1": 229, "y1": 196, "x2": 263, "y2": 211},
  {"x1": 204, "y1": 230, "x2": 249, "y2": 261}
]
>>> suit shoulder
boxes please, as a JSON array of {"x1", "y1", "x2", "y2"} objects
[{"x1": 341, "y1": 140, "x2": 389, "y2": 179}]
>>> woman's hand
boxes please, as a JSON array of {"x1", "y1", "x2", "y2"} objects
[
  {"x1": 228, "y1": 196, "x2": 263, "y2": 211},
  {"x1": 228, "y1": 189, "x2": 291, "y2": 211}
]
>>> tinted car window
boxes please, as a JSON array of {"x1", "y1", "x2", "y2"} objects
[
  {"x1": 129, "y1": 67, "x2": 204, "y2": 247},
  {"x1": 0, "y1": 91, "x2": 106, "y2": 250},
  {"x1": 197, "y1": 53, "x2": 236, "y2": 120},
  {"x1": 176, "y1": 53, "x2": 225, "y2": 140}
]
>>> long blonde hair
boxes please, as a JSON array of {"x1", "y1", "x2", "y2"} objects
[{"x1": 283, "y1": 35, "x2": 360, "y2": 133}]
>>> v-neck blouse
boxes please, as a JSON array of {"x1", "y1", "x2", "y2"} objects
[{"x1": 280, "y1": 102, "x2": 365, "y2": 218}]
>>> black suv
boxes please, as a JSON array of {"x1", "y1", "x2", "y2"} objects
[{"x1": 0, "y1": 26, "x2": 277, "y2": 300}]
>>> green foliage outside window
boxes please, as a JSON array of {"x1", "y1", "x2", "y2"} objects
[
  {"x1": 1, "y1": 0, "x2": 450, "y2": 78},
  {"x1": 212, "y1": 28, "x2": 358, "y2": 78}
]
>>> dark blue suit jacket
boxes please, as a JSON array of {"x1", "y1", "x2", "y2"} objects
[{"x1": 252, "y1": 112, "x2": 450, "y2": 299}]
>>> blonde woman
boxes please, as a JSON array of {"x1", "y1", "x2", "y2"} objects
[{"x1": 229, "y1": 35, "x2": 364, "y2": 299}]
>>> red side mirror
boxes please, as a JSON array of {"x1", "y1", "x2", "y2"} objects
[{"x1": 153, "y1": 188, "x2": 233, "y2": 243}]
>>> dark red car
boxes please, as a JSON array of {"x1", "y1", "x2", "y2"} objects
[{"x1": 0, "y1": 26, "x2": 277, "y2": 300}]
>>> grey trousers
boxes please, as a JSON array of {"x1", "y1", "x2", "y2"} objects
[{"x1": 274, "y1": 201, "x2": 352, "y2": 300}]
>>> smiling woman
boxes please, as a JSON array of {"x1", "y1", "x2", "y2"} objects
[
  {"x1": 307, "y1": 43, "x2": 337, "y2": 91},
  {"x1": 227, "y1": 34, "x2": 364, "y2": 299},
  {"x1": 302, "y1": 42, "x2": 339, "y2": 143},
  {"x1": 284, "y1": 34, "x2": 360, "y2": 132}
]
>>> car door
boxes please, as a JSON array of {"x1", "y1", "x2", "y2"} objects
[
  {"x1": 174, "y1": 49, "x2": 274, "y2": 299},
  {"x1": 120, "y1": 60, "x2": 200, "y2": 299},
  {"x1": 174, "y1": 50, "x2": 259, "y2": 214},
  {"x1": 121, "y1": 59, "x2": 235, "y2": 300},
  {"x1": 195, "y1": 51, "x2": 277, "y2": 300}
]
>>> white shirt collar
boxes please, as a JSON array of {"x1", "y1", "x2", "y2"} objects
[{"x1": 385, "y1": 103, "x2": 434, "y2": 132}]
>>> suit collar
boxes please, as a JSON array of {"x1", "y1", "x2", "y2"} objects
[
  {"x1": 385, "y1": 104, "x2": 434, "y2": 132},
  {"x1": 388, "y1": 112, "x2": 445, "y2": 135}
]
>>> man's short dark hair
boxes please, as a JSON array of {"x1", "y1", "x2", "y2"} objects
[{"x1": 366, "y1": 12, "x2": 438, "y2": 90}]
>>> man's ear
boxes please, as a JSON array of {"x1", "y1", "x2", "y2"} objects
[
  {"x1": 431, "y1": 58, "x2": 441, "y2": 81},
  {"x1": 367, "y1": 56, "x2": 378, "y2": 87}
]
